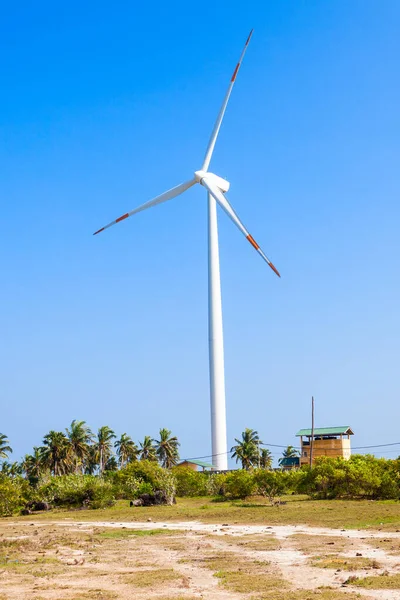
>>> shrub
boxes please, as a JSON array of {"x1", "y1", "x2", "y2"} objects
[
  {"x1": 224, "y1": 470, "x2": 255, "y2": 499},
  {"x1": 172, "y1": 467, "x2": 208, "y2": 497},
  {"x1": 37, "y1": 475, "x2": 115, "y2": 509},
  {"x1": 113, "y1": 460, "x2": 176, "y2": 502},
  {"x1": 0, "y1": 476, "x2": 31, "y2": 516},
  {"x1": 253, "y1": 469, "x2": 289, "y2": 502}
]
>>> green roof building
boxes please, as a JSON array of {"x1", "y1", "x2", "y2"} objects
[{"x1": 296, "y1": 426, "x2": 354, "y2": 466}]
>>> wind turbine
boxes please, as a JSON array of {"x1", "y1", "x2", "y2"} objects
[{"x1": 94, "y1": 30, "x2": 280, "y2": 470}]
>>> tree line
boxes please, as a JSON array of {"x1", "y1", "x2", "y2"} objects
[
  {"x1": 0, "y1": 425, "x2": 300, "y2": 476},
  {"x1": 0, "y1": 422, "x2": 180, "y2": 479}
]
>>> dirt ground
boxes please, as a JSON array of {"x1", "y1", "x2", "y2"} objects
[{"x1": 1, "y1": 518, "x2": 400, "y2": 600}]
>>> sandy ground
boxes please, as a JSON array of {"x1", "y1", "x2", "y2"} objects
[{"x1": 1, "y1": 519, "x2": 400, "y2": 599}]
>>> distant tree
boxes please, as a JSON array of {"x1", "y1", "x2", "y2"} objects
[
  {"x1": 105, "y1": 456, "x2": 118, "y2": 471},
  {"x1": 155, "y1": 428, "x2": 180, "y2": 469},
  {"x1": 139, "y1": 436, "x2": 157, "y2": 462},
  {"x1": 259, "y1": 448, "x2": 273, "y2": 470},
  {"x1": 231, "y1": 428, "x2": 261, "y2": 470},
  {"x1": 94, "y1": 426, "x2": 116, "y2": 475},
  {"x1": 22, "y1": 447, "x2": 46, "y2": 480},
  {"x1": 66, "y1": 420, "x2": 94, "y2": 473},
  {"x1": 278, "y1": 445, "x2": 300, "y2": 466},
  {"x1": 115, "y1": 433, "x2": 139, "y2": 468},
  {"x1": 41, "y1": 431, "x2": 70, "y2": 476},
  {"x1": 0, "y1": 461, "x2": 21, "y2": 478},
  {"x1": 84, "y1": 445, "x2": 99, "y2": 475},
  {"x1": 0, "y1": 433, "x2": 12, "y2": 460}
]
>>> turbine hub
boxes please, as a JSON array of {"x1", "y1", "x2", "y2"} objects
[{"x1": 195, "y1": 170, "x2": 230, "y2": 193}]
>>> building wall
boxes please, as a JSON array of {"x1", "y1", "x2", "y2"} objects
[
  {"x1": 300, "y1": 438, "x2": 351, "y2": 466},
  {"x1": 177, "y1": 461, "x2": 198, "y2": 471}
]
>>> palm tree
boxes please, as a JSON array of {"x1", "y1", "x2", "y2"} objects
[
  {"x1": 0, "y1": 433, "x2": 12, "y2": 460},
  {"x1": 94, "y1": 426, "x2": 116, "y2": 474},
  {"x1": 1, "y1": 461, "x2": 21, "y2": 477},
  {"x1": 23, "y1": 447, "x2": 46, "y2": 480},
  {"x1": 139, "y1": 436, "x2": 157, "y2": 461},
  {"x1": 259, "y1": 448, "x2": 273, "y2": 469},
  {"x1": 278, "y1": 445, "x2": 300, "y2": 466},
  {"x1": 66, "y1": 420, "x2": 94, "y2": 473},
  {"x1": 155, "y1": 428, "x2": 180, "y2": 468},
  {"x1": 115, "y1": 433, "x2": 139, "y2": 468},
  {"x1": 84, "y1": 445, "x2": 99, "y2": 475},
  {"x1": 41, "y1": 431, "x2": 70, "y2": 476},
  {"x1": 231, "y1": 428, "x2": 261, "y2": 470}
]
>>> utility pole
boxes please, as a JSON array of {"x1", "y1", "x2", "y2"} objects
[{"x1": 309, "y1": 396, "x2": 315, "y2": 468}]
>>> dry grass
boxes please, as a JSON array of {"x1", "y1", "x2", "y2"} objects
[
  {"x1": 350, "y1": 572, "x2": 400, "y2": 589},
  {"x1": 364, "y1": 536, "x2": 400, "y2": 556},
  {"x1": 289, "y1": 534, "x2": 353, "y2": 554},
  {"x1": 120, "y1": 567, "x2": 184, "y2": 588},
  {"x1": 215, "y1": 569, "x2": 287, "y2": 593},
  {"x1": 255, "y1": 589, "x2": 371, "y2": 599},
  {"x1": 311, "y1": 555, "x2": 380, "y2": 570},
  {"x1": 95, "y1": 528, "x2": 177, "y2": 539},
  {"x1": 16, "y1": 496, "x2": 400, "y2": 530},
  {"x1": 215, "y1": 533, "x2": 281, "y2": 551}
]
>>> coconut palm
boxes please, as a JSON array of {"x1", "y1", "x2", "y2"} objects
[
  {"x1": 94, "y1": 426, "x2": 116, "y2": 474},
  {"x1": 259, "y1": 448, "x2": 273, "y2": 469},
  {"x1": 155, "y1": 428, "x2": 180, "y2": 469},
  {"x1": 66, "y1": 420, "x2": 94, "y2": 473},
  {"x1": 23, "y1": 447, "x2": 46, "y2": 480},
  {"x1": 41, "y1": 431, "x2": 70, "y2": 476},
  {"x1": 0, "y1": 433, "x2": 12, "y2": 460},
  {"x1": 230, "y1": 428, "x2": 261, "y2": 470},
  {"x1": 84, "y1": 445, "x2": 99, "y2": 475},
  {"x1": 139, "y1": 436, "x2": 157, "y2": 461},
  {"x1": 278, "y1": 445, "x2": 300, "y2": 465},
  {"x1": 1, "y1": 461, "x2": 21, "y2": 477},
  {"x1": 115, "y1": 433, "x2": 139, "y2": 468}
]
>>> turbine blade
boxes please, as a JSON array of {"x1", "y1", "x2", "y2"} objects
[
  {"x1": 202, "y1": 178, "x2": 280, "y2": 277},
  {"x1": 201, "y1": 30, "x2": 253, "y2": 172},
  {"x1": 93, "y1": 178, "x2": 197, "y2": 235}
]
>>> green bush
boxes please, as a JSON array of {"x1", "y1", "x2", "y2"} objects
[
  {"x1": 172, "y1": 467, "x2": 208, "y2": 497},
  {"x1": 253, "y1": 469, "x2": 290, "y2": 502},
  {"x1": 37, "y1": 475, "x2": 115, "y2": 509},
  {"x1": 113, "y1": 460, "x2": 176, "y2": 501},
  {"x1": 0, "y1": 476, "x2": 31, "y2": 516},
  {"x1": 224, "y1": 470, "x2": 255, "y2": 499}
]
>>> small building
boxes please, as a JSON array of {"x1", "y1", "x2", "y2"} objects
[
  {"x1": 279, "y1": 456, "x2": 300, "y2": 471},
  {"x1": 296, "y1": 426, "x2": 354, "y2": 466},
  {"x1": 177, "y1": 459, "x2": 216, "y2": 471}
]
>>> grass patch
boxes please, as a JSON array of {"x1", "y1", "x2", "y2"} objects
[
  {"x1": 226, "y1": 535, "x2": 281, "y2": 551},
  {"x1": 68, "y1": 591, "x2": 118, "y2": 599},
  {"x1": 254, "y1": 589, "x2": 369, "y2": 599},
  {"x1": 96, "y1": 528, "x2": 177, "y2": 539},
  {"x1": 350, "y1": 572, "x2": 400, "y2": 589},
  {"x1": 289, "y1": 534, "x2": 353, "y2": 555},
  {"x1": 215, "y1": 570, "x2": 287, "y2": 593},
  {"x1": 311, "y1": 556, "x2": 380, "y2": 570},
  {"x1": 121, "y1": 567, "x2": 183, "y2": 588},
  {"x1": 17, "y1": 496, "x2": 400, "y2": 531},
  {"x1": 364, "y1": 536, "x2": 400, "y2": 556}
]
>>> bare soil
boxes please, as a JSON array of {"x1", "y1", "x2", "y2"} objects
[{"x1": 1, "y1": 519, "x2": 400, "y2": 599}]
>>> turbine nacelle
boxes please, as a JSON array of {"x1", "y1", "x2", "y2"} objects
[{"x1": 194, "y1": 170, "x2": 230, "y2": 193}]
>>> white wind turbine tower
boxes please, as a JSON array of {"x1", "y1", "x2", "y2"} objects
[{"x1": 94, "y1": 30, "x2": 280, "y2": 470}]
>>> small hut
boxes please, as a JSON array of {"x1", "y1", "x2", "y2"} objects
[{"x1": 296, "y1": 426, "x2": 354, "y2": 466}]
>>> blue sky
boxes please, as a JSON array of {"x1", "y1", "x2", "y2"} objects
[{"x1": 1, "y1": 1, "x2": 399, "y2": 466}]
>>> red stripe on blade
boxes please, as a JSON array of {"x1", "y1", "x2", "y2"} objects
[
  {"x1": 247, "y1": 234, "x2": 259, "y2": 250},
  {"x1": 116, "y1": 213, "x2": 129, "y2": 223},
  {"x1": 93, "y1": 227, "x2": 105, "y2": 235},
  {"x1": 231, "y1": 63, "x2": 240, "y2": 82},
  {"x1": 268, "y1": 261, "x2": 281, "y2": 278}
]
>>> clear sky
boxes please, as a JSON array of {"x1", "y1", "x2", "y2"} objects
[{"x1": 1, "y1": 1, "x2": 399, "y2": 466}]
